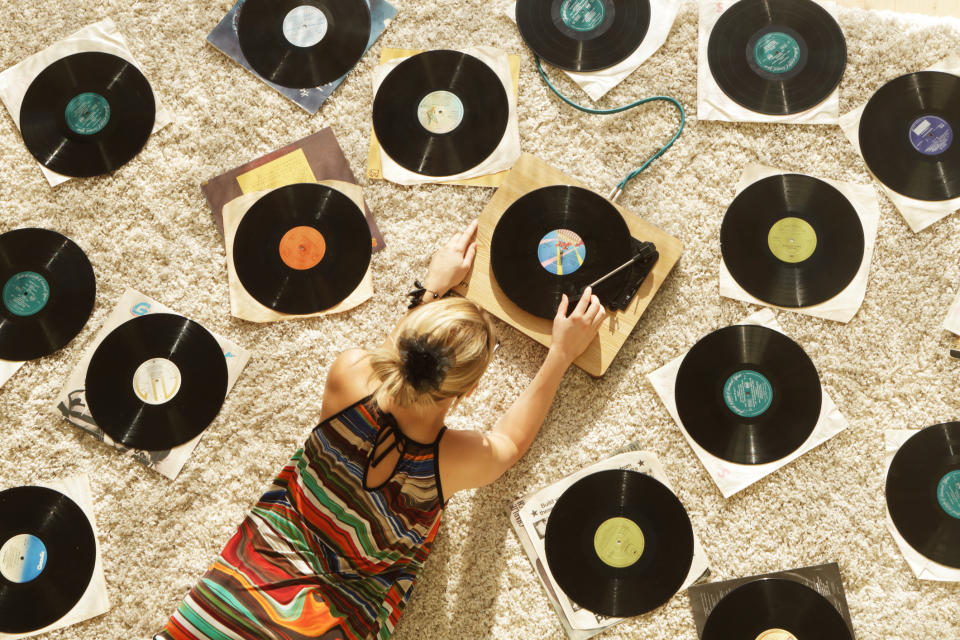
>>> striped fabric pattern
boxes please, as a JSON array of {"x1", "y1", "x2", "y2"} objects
[{"x1": 157, "y1": 396, "x2": 444, "y2": 640}]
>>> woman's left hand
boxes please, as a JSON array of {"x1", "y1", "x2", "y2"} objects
[{"x1": 423, "y1": 219, "x2": 479, "y2": 296}]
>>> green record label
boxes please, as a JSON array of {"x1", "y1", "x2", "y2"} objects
[
  {"x1": 723, "y1": 369, "x2": 773, "y2": 418},
  {"x1": 2, "y1": 271, "x2": 50, "y2": 317},
  {"x1": 417, "y1": 90, "x2": 464, "y2": 134},
  {"x1": 937, "y1": 470, "x2": 960, "y2": 520},
  {"x1": 768, "y1": 217, "x2": 817, "y2": 264},
  {"x1": 64, "y1": 92, "x2": 110, "y2": 135},
  {"x1": 593, "y1": 517, "x2": 644, "y2": 568},
  {"x1": 560, "y1": 0, "x2": 605, "y2": 32},
  {"x1": 753, "y1": 32, "x2": 801, "y2": 74}
]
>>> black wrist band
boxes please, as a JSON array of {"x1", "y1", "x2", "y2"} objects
[{"x1": 407, "y1": 280, "x2": 441, "y2": 309}]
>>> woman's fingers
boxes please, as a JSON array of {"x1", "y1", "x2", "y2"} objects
[
  {"x1": 573, "y1": 286, "x2": 592, "y2": 316},
  {"x1": 556, "y1": 293, "x2": 569, "y2": 318},
  {"x1": 455, "y1": 220, "x2": 479, "y2": 253}
]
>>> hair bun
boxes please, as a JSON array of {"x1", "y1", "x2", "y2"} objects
[{"x1": 398, "y1": 335, "x2": 453, "y2": 393}]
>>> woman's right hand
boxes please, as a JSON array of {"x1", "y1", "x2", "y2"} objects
[{"x1": 549, "y1": 287, "x2": 606, "y2": 366}]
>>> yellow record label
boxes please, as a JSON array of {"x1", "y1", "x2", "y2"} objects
[
  {"x1": 593, "y1": 517, "x2": 644, "y2": 568},
  {"x1": 755, "y1": 629, "x2": 798, "y2": 640},
  {"x1": 767, "y1": 217, "x2": 816, "y2": 263}
]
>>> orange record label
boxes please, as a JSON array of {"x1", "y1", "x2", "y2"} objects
[{"x1": 279, "y1": 226, "x2": 326, "y2": 270}]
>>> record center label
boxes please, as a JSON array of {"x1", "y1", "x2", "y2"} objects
[
  {"x1": 560, "y1": 0, "x2": 605, "y2": 31},
  {"x1": 593, "y1": 517, "x2": 644, "y2": 568},
  {"x1": 937, "y1": 469, "x2": 960, "y2": 519},
  {"x1": 753, "y1": 32, "x2": 801, "y2": 74},
  {"x1": 64, "y1": 92, "x2": 110, "y2": 135},
  {"x1": 0, "y1": 534, "x2": 47, "y2": 583},
  {"x1": 909, "y1": 115, "x2": 953, "y2": 156},
  {"x1": 768, "y1": 217, "x2": 817, "y2": 264},
  {"x1": 279, "y1": 226, "x2": 326, "y2": 270},
  {"x1": 755, "y1": 629, "x2": 798, "y2": 640},
  {"x1": 538, "y1": 229, "x2": 586, "y2": 275},
  {"x1": 723, "y1": 370, "x2": 773, "y2": 418},
  {"x1": 282, "y1": 5, "x2": 328, "y2": 47},
  {"x1": 417, "y1": 91, "x2": 465, "y2": 134},
  {"x1": 133, "y1": 357, "x2": 182, "y2": 405},
  {"x1": 2, "y1": 271, "x2": 50, "y2": 317}
]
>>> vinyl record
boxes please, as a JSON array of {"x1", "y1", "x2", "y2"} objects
[
  {"x1": 20, "y1": 51, "x2": 155, "y2": 178},
  {"x1": 232, "y1": 183, "x2": 372, "y2": 314},
  {"x1": 885, "y1": 422, "x2": 960, "y2": 568},
  {"x1": 372, "y1": 50, "x2": 509, "y2": 177},
  {"x1": 674, "y1": 324, "x2": 822, "y2": 465},
  {"x1": 859, "y1": 71, "x2": 960, "y2": 201},
  {"x1": 515, "y1": 0, "x2": 650, "y2": 72},
  {"x1": 702, "y1": 578, "x2": 853, "y2": 640},
  {"x1": 85, "y1": 313, "x2": 228, "y2": 451},
  {"x1": 490, "y1": 185, "x2": 632, "y2": 319},
  {"x1": 0, "y1": 228, "x2": 96, "y2": 362},
  {"x1": 706, "y1": 0, "x2": 846, "y2": 115},
  {"x1": 544, "y1": 469, "x2": 694, "y2": 618},
  {"x1": 237, "y1": 0, "x2": 371, "y2": 89},
  {"x1": 0, "y1": 485, "x2": 96, "y2": 634},
  {"x1": 720, "y1": 174, "x2": 864, "y2": 308}
]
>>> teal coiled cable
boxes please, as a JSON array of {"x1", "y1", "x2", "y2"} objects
[{"x1": 534, "y1": 55, "x2": 686, "y2": 201}]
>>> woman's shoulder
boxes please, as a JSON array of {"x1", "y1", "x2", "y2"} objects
[{"x1": 320, "y1": 349, "x2": 379, "y2": 421}]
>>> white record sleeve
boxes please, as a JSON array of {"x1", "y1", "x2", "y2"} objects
[
  {"x1": 697, "y1": 0, "x2": 841, "y2": 124},
  {"x1": 840, "y1": 51, "x2": 960, "y2": 233},
  {"x1": 0, "y1": 18, "x2": 172, "y2": 187},
  {"x1": 718, "y1": 163, "x2": 881, "y2": 323},
  {"x1": 647, "y1": 308, "x2": 848, "y2": 498}
]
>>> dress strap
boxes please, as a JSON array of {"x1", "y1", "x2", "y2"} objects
[{"x1": 370, "y1": 419, "x2": 409, "y2": 467}]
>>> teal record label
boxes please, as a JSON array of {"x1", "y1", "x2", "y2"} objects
[
  {"x1": 753, "y1": 32, "x2": 801, "y2": 74},
  {"x1": 2, "y1": 271, "x2": 50, "y2": 317},
  {"x1": 0, "y1": 534, "x2": 47, "y2": 583},
  {"x1": 723, "y1": 369, "x2": 773, "y2": 418},
  {"x1": 937, "y1": 469, "x2": 960, "y2": 520},
  {"x1": 560, "y1": 0, "x2": 605, "y2": 32},
  {"x1": 64, "y1": 92, "x2": 111, "y2": 135},
  {"x1": 417, "y1": 90, "x2": 465, "y2": 134}
]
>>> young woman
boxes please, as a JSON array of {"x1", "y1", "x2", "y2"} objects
[{"x1": 157, "y1": 220, "x2": 606, "y2": 640}]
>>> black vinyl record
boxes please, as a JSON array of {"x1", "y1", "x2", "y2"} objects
[
  {"x1": 885, "y1": 422, "x2": 960, "y2": 568},
  {"x1": 674, "y1": 324, "x2": 822, "y2": 465},
  {"x1": 0, "y1": 228, "x2": 95, "y2": 362},
  {"x1": 237, "y1": 0, "x2": 371, "y2": 89},
  {"x1": 702, "y1": 578, "x2": 853, "y2": 640},
  {"x1": 0, "y1": 486, "x2": 96, "y2": 634},
  {"x1": 85, "y1": 313, "x2": 228, "y2": 451},
  {"x1": 720, "y1": 174, "x2": 865, "y2": 308},
  {"x1": 490, "y1": 185, "x2": 632, "y2": 319},
  {"x1": 515, "y1": 0, "x2": 650, "y2": 72},
  {"x1": 371, "y1": 50, "x2": 509, "y2": 177},
  {"x1": 232, "y1": 183, "x2": 372, "y2": 314},
  {"x1": 544, "y1": 469, "x2": 694, "y2": 618},
  {"x1": 859, "y1": 71, "x2": 960, "y2": 201},
  {"x1": 706, "y1": 0, "x2": 846, "y2": 115},
  {"x1": 20, "y1": 51, "x2": 155, "y2": 177}
]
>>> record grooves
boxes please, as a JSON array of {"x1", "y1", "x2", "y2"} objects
[
  {"x1": 707, "y1": 0, "x2": 846, "y2": 115},
  {"x1": 0, "y1": 228, "x2": 96, "y2": 362},
  {"x1": 859, "y1": 71, "x2": 960, "y2": 201},
  {"x1": 372, "y1": 50, "x2": 510, "y2": 177},
  {"x1": 0, "y1": 486, "x2": 96, "y2": 634},
  {"x1": 674, "y1": 324, "x2": 822, "y2": 465},
  {"x1": 544, "y1": 469, "x2": 694, "y2": 618},
  {"x1": 885, "y1": 422, "x2": 960, "y2": 568},
  {"x1": 232, "y1": 183, "x2": 372, "y2": 314},
  {"x1": 516, "y1": 0, "x2": 651, "y2": 72},
  {"x1": 20, "y1": 51, "x2": 155, "y2": 177},
  {"x1": 85, "y1": 313, "x2": 228, "y2": 452},
  {"x1": 720, "y1": 174, "x2": 864, "y2": 308},
  {"x1": 237, "y1": 0, "x2": 372, "y2": 89},
  {"x1": 702, "y1": 578, "x2": 853, "y2": 640},
  {"x1": 490, "y1": 185, "x2": 632, "y2": 319}
]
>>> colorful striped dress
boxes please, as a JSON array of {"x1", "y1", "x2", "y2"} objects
[{"x1": 157, "y1": 395, "x2": 446, "y2": 640}]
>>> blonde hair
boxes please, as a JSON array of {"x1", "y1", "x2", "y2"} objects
[{"x1": 369, "y1": 297, "x2": 496, "y2": 408}]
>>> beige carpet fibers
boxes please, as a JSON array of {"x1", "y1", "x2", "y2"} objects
[{"x1": 1, "y1": 0, "x2": 959, "y2": 638}]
